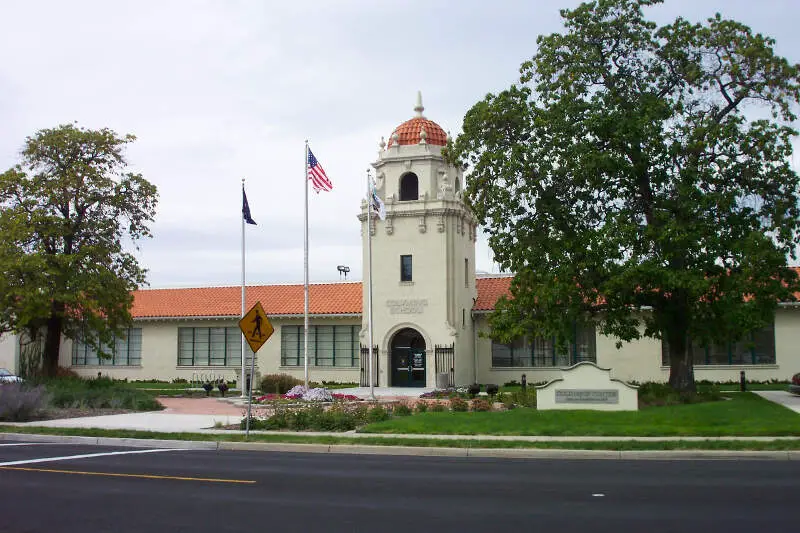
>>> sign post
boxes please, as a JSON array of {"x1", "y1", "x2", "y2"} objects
[{"x1": 238, "y1": 301, "x2": 274, "y2": 437}]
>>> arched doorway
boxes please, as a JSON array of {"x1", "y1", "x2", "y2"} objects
[{"x1": 390, "y1": 328, "x2": 426, "y2": 387}]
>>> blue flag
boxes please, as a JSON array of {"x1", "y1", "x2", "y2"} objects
[{"x1": 242, "y1": 186, "x2": 257, "y2": 225}]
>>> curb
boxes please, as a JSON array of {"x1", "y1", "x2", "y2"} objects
[{"x1": 1, "y1": 432, "x2": 797, "y2": 460}]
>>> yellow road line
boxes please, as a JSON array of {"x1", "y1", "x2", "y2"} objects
[{"x1": 0, "y1": 466, "x2": 256, "y2": 484}]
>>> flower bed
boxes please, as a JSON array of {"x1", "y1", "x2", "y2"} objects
[{"x1": 255, "y1": 387, "x2": 362, "y2": 404}]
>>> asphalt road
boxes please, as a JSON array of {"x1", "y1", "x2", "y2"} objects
[{"x1": 0, "y1": 442, "x2": 798, "y2": 533}]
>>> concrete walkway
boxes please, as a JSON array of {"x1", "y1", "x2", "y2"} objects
[{"x1": 754, "y1": 390, "x2": 800, "y2": 414}]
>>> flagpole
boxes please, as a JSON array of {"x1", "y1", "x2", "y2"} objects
[
  {"x1": 304, "y1": 140, "x2": 310, "y2": 390},
  {"x1": 240, "y1": 178, "x2": 246, "y2": 398},
  {"x1": 366, "y1": 170, "x2": 375, "y2": 400}
]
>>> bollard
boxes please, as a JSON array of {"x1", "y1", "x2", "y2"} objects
[
  {"x1": 740, "y1": 370, "x2": 746, "y2": 392},
  {"x1": 521, "y1": 373, "x2": 527, "y2": 390}
]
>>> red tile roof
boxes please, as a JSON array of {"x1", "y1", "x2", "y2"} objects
[
  {"x1": 387, "y1": 117, "x2": 447, "y2": 147},
  {"x1": 132, "y1": 283, "x2": 363, "y2": 319},
  {"x1": 132, "y1": 269, "x2": 800, "y2": 319},
  {"x1": 131, "y1": 276, "x2": 513, "y2": 319},
  {"x1": 474, "y1": 276, "x2": 513, "y2": 311}
]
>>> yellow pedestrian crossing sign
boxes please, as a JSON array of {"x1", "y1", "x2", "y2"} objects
[{"x1": 239, "y1": 301, "x2": 273, "y2": 353}]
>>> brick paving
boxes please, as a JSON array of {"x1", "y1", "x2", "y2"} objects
[{"x1": 157, "y1": 397, "x2": 244, "y2": 416}]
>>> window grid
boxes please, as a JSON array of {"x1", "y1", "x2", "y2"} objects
[
  {"x1": 491, "y1": 324, "x2": 596, "y2": 368},
  {"x1": 280, "y1": 325, "x2": 359, "y2": 367},
  {"x1": 72, "y1": 328, "x2": 142, "y2": 366},
  {"x1": 660, "y1": 323, "x2": 776, "y2": 366},
  {"x1": 177, "y1": 327, "x2": 253, "y2": 367}
]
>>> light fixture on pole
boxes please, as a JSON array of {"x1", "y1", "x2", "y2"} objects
[{"x1": 337, "y1": 265, "x2": 350, "y2": 280}]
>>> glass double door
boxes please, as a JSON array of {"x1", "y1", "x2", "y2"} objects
[
  {"x1": 390, "y1": 328, "x2": 426, "y2": 387},
  {"x1": 391, "y1": 348, "x2": 426, "y2": 387}
]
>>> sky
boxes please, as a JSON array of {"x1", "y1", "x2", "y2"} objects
[{"x1": 1, "y1": 0, "x2": 799, "y2": 289}]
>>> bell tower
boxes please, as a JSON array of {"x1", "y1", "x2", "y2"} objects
[{"x1": 360, "y1": 92, "x2": 477, "y2": 387}]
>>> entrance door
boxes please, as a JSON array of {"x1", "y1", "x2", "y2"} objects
[{"x1": 390, "y1": 328, "x2": 426, "y2": 387}]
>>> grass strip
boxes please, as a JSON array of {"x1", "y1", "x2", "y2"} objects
[
  {"x1": 1, "y1": 425, "x2": 799, "y2": 451},
  {"x1": 361, "y1": 393, "x2": 800, "y2": 437}
]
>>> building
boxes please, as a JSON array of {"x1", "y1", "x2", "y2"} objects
[{"x1": 2, "y1": 94, "x2": 799, "y2": 387}]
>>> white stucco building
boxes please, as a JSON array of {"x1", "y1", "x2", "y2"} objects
[{"x1": 1, "y1": 95, "x2": 799, "y2": 387}]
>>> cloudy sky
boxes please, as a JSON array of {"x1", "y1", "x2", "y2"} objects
[{"x1": 1, "y1": 0, "x2": 798, "y2": 288}]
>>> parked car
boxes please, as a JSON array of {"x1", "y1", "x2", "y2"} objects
[
  {"x1": 0, "y1": 368, "x2": 22, "y2": 384},
  {"x1": 790, "y1": 373, "x2": 800, "y2": 396}
]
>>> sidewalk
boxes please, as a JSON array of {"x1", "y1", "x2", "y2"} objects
[
  {"x1": 754, "y1": 390, "x2": 800, "y2": 414},
  {"x1": 18, "y1": 397, "x2": 244, "y2": 432}
]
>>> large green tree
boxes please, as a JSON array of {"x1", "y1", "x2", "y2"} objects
[
  {"x1": 0, "y1": 124, "x2": 158, "y2": 376},
  {"x1": 448, "y1": 0, "x2": 800, "y2": 391}
]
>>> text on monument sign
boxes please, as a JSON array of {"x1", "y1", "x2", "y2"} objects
[
  {"x1": 555, "y1": 389, "x2": 619, "y2": 404},
  {"x1": 386, "y1": 299, "x2": 428, "y2": 315}
]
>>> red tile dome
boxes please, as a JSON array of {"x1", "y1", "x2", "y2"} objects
[{"x1": 387, "y1": 117, "x2": 448, "y2": 147}]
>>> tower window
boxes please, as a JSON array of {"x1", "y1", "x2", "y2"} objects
[
  {"x1": 399, "y1": 173, "x2": 419, "y2": 201},
  {"x1": 465, "y1": 258, "x2": 469, "y2": 287},
  {"x1": 400, "y1": 255, "x2": 413, "y2": 282}
]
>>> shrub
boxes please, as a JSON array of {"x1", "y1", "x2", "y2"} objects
[
  {"x1": 485, "y1": 384, "x2": 499, "y2": 397},
  {"x1": 637, "y1": 382, "x2": 723, "y2": 407},
  {"x1": 393, "y1": 403, "x2": 412, "y2": 416},
  {"x1": 471, "y1": 398, "x2": 492, "y2": 412},
  {"x1": 260, "y1": 373, "x2": 302, "y2": 395},
  {"x1": 467, "y1": 383, "x2": 480, "y2": 397},
  {"x1": 415, "y1": 401, "x2": 428, "y2": 413},
  {"x1": 509, "y1": 388, "x2": 537, "y2": 408},
  {"x1": 171, "y1": 378, "x2": 188, "y2": 384},
  {"x1": 429, "y1": 401, "x2": 446, "y2": 412},
  {"x1": 366, "y1": 405, "x2": 390, "y2": 423},
  {"x1": 241, "y1": 404, "x2": 366, "y2": 432},
  {"x1": 40, "y1": 377, "x2": 162, "y2": 411},
  {"x1": 312, "y1": 405, "x2": 359, "y2": 431},
  {"x1": 450, "y1": 397, "x2": 468, "y2": 412},
  {"x1": 501, "y1": 394, "x2": 516, "y2": 410},
  {"x1": 0, "y1": 384, "x2": 49, "y2": 421}
]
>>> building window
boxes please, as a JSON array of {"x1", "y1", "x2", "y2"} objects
[
  {"x1": 72, "y1": 328, "x2": 142, "y2": 366},
  {"x1": 400, "y1": 255, "x2": 413, "y2": 282},
  {"x1": 462, "y1": 309, "x2": 466, "y2": 329},
  {"x1": 491, "y1": 323, "x2": 596, "y2": 367},
  {"x1": 465, "y1": 258, "x2": 469, "y2": 287},
  {"x1": 280, "y1": 325, "x2": 359, "y2": 367},
  {"x1": 177, "y1": 327, "x2": 253, "y2": 366},
  {"x1": 660, "y1": 323, "x2": 775, "y2": 366},
  {"x1": 399, "y1": 173, "x2": 419, "y2": 201}
]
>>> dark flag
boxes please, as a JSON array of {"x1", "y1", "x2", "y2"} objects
[{"x1": 242, "y1": 186, "x2": 257, "y2": 225}]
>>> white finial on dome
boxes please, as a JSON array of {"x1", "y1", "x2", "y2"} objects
[
  {"x1": 419, "y1": 126, "x2": 427, "y2": 145},
  {"x1": 379, "y1": 136, "x2": 386, "y2": 149},
  {"x1": 414, "y1": 90, "x2": 425, "y2": 118}
]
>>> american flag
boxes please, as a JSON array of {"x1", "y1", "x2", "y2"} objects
[{"x1": 307, "y1": 148, "x2": 333, "y2": 193}]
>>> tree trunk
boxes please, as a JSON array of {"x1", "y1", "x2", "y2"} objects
[
  {"x1": 42, "y1": 303, "x2": 65, "y2": 378},
  {"x1": 667, "y1": 329, "x2": 696, "y2": 393}
]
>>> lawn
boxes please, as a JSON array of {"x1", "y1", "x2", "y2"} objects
[
  {"x1": 360, "y1": 393, "x2": 800, "y2": 437},
  {"x1": 1, "y1": 425, "x2": 799, "y2": 451}
]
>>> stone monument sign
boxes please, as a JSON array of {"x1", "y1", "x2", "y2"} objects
[{"x1": 536, "y1": 361, "x2": 639, "y2": 411}]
